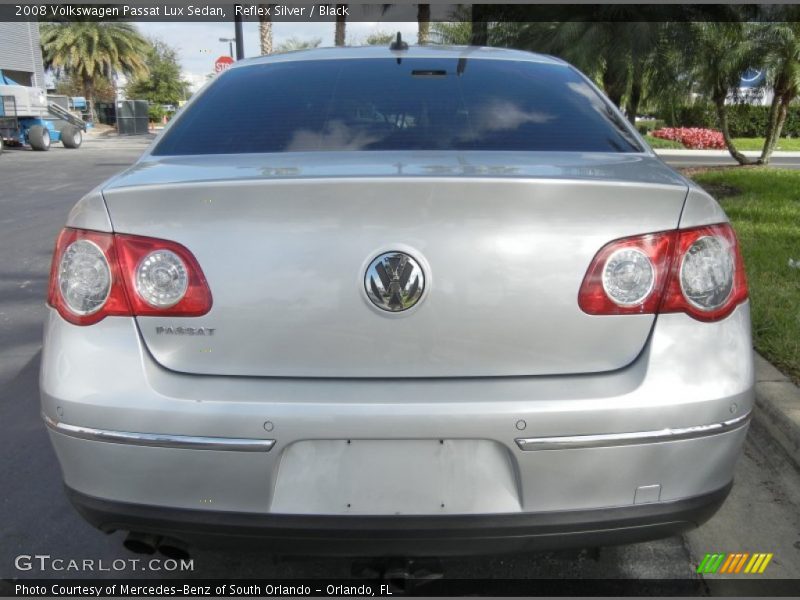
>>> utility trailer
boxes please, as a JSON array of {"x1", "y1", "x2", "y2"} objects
[{"x1": 0, "y1": 70, "x2": 86, "y2": 155}]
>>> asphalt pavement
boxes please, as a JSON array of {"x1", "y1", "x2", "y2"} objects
[{"x1": 1, "y1": 137, "x2": 799, "y2": 590}]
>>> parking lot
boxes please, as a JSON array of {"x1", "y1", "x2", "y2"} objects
[{"x1": 1, "y1": 136, "x2": 799, "y2": 589}]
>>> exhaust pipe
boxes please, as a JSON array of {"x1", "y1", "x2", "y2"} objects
[
  {"x1": 157, "y1": 537, "x2": 191, "y2": 561},
  {"x1": 123, "y1": 532, "x2": 162, "y2": 555}
]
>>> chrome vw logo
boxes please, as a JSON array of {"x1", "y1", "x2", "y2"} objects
[{"x1": 364, "y1": 252, "x2": 425, "y2": 312}]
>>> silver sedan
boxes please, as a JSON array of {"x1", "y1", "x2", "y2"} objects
[{"x1": 41, "y1": 45, "x2": 752, "y2": 557}]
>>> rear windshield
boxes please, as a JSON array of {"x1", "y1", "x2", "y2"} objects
[{"x1": 153, "y1": 58, "x2": 641, "y2": 155}]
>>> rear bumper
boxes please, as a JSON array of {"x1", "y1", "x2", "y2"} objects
[
  {"x1": 41, "y1": 302, "x2": 754, "y2": 551},
  {"x1": 67, "y1": 483, "x2": 731, "y2": 557}
]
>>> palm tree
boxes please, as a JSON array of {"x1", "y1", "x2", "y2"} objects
[
  {"x1": 334, "y1": 4, "x2": 347, "y2": 46},
  {"x1": 364, "y1": 31, "x2": 396, "y2": 46},
  {"x1": 417, "y1": 4, "x2": 431, "y2": 45},
  {"x1": 275, "y1": 37, "x2": 322, "y2": 53},
  {"x1": 682, "y1": 22, "x2": 759, "y2": 165},
  {"x1": 623, "y1": 22, "x2": 666, "y2": 125},
  {"x1": 258, "y1": 5, "x2": 273, "y2": 55},
  {"x1": 40, "y1": 22, "x2": 149, "y2": 119},
  {"x1": 645, "y1": 23, "x2": 697, "y2": 127},
  {"x1": 503, "y1": 21, "x2": 664, "y2": 124},
  {"x1": 758, "y1": 20, "x2": 800, "y2": 163},
  {"x1": 470, "y1": 4, "x2": 488, "y2": 46},
  {"x1": 430, "y1": 20, "x2": 471, "y2": 45},
  {"x1": 430, "y1": 5, "x2": 480, "y2": 45}
]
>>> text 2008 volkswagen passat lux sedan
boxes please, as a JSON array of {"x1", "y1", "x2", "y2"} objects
[{"x1": 41, "y1": 45, "x2": 753, "y2": 556}]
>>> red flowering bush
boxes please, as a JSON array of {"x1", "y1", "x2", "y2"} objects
[{"x1": 651, "y1": 127, "x2": 726, "y2": 150}]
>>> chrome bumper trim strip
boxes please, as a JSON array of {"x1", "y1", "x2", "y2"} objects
[
  {"x1": 43, "y1": 414, "x2": 275, "y2": 452},
  {"x1": 515, "y1": 412, "x2": 751, "y2": 451}
]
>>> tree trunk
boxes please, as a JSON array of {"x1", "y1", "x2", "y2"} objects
[
  {"x1": 760, "y1": 95, "x2": 791, "y2": 165},
  {"x1": 714, "y1": 96, "x2": 754, "y2": 165},
  {"x1": 83, "y1": 75, "x2": 95, "y2": 123},
  {"x1": 258, "y1": 6, "x2": 273, "y2": 56},
  {"x1": 470, "y1": 4, "x2": 488, "y2": 46},
  {"x1": 601, "y1": 67, "x2": 624, "y2": 109},
  {"x1": 417, "y1": 4, "x2": 431, "y2": 45},
  {"x1": 335, "y1": 5, "x2": 347, "y2": 47},
  {"x1": 626, "y1": 61, "x2": 643, "y2": 126}
]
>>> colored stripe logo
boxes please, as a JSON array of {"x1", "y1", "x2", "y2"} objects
[{"x1": 697, "y1": 552, "x2": 773, "y2": 574}]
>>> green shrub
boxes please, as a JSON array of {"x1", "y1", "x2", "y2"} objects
[
  {"x1": 661, "y1": 104, "x2": 800, "y2": 138},
  {"x1": 663, "y1": 104, "x2": 716, "y2": 129},
  {"x1": 636, "y1": 119, "x2": 665, "y2": 135},
  {"x1": 148, "y1": 104, "x2": 166, "y2": 123}
]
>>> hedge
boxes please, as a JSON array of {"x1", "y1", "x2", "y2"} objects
[
  {"x1": 636, "y1": 119, "x2": 666, "y2": 135},
  {"x1": 660, "y1": 104, "x2": 800, "y2": 138}
]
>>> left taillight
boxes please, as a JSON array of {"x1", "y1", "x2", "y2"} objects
[{"x1": 48, "y1": 228, "x2": 212, "y2": 326}]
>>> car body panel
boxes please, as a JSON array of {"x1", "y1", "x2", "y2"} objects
[
  {"x1": 105, "y1": 152, "x2": 684, "y2": 189},
  {"x1": 41, "y1": 301, "x2": 753, "y2": 514},
  {"x1": 102, "y1": 167, "x2": 688, "y2": 378},
  {"x1": 679, "y1": 184, "x2": 730, "y2": 228},
  {"x1": 65, "y1": 186, "x2": 113, "y2": 232}
]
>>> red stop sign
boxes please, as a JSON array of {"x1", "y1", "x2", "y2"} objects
[{"x1": 214, "y1": 56, "x2": 234, "y2": 73}]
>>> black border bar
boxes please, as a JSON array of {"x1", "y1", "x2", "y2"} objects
[{"x1": 2, "y1": 3, "x2": 800, "y2": 22}]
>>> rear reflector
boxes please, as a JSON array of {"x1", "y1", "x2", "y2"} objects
[
  {"x1": 579, "y1": 223, "x2": 747, "y2": 322},
  {"x1": 48, "y1": 228, "x2": 212, "y2": 325}
]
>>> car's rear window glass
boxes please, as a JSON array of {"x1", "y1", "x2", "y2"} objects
[{"x1": 152, "y1": 58, "x2": 641, "y2": 155}]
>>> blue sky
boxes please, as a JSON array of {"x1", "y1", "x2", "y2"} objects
[{"x1": 136, "y1": 21, "x2": 419, "y2": 78}]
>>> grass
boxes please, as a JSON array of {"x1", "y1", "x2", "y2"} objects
[
  {"x1": 688, "y1": 168, "x2": 800, "y2": 381},
  {"x1": 731, "y1": 137, "x2": 800, "y2": 152},
  {"x1": 644, "y1": 135, "x2": 685, "y2": 149}
]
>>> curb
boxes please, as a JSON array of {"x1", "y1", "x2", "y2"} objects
[
  {"x1": 655, "y1": 149, "x2": 800, "y2": 158},
  {"x1": 753, "y1": 353, "x2": 800, "y2": 468}
]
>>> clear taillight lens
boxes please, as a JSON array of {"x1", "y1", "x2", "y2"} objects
[
  {"x1": 602, "y1": 248, "x2": 655, "y2": 307},
  {"x1": 661, "y1": 224, "x2": 748, "y2": 322},
  {"x1": 114, "y1": 233, "x2": 212, "y2": 317},
  {"x1": 679, "y1": 236, "x2": 735, "y2": 310},
  {"x1": 48, "y1": 228, "x2": 212, "y2": 325},
  {"x1": 579, "y1": 223, "x2": 747, "y2": 322},
  {"x1": 57, "y1": 239, "x2": 111, "y2": 315},
  {"x1": 135, "y1": 250, "x2": 189, "y2": 308},
  {"x1": 578, "y1": 231, "x2": 676, "y2": 315}
]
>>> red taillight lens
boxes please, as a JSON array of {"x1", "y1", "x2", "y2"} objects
[
  {"x1": 115, "y1": 234, "x2": 212, "y2": 317},
  {"x1": 47, "y1": 228, "x2": 212, "y2": 325},
  {"x1": 579, "y1": 223, "x2": 747, "y2": 322},
  {"x1": 47, "y1": 229, "x2": 131, "y2": 326},
  {"x1": 660, "y1": 224, "x2": 748, "y2": 322},
  {"x1": 578, "y1": 231, "x2": 677, "y2": 315}
]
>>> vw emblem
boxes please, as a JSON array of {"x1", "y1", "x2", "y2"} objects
[{"x1": 364, "y1": 252, "x2": 425, "y2": 312}]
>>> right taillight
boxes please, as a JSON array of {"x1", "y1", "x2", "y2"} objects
[
  {"x1": 579, "y1": 223, "x2": 747, "y2": 322},
  {"x1": 47, "y1": 228, "x2": 212, "y2": 326},
  {"x1": 660, "y1": 224, "x2": 748, "y2": 322}
]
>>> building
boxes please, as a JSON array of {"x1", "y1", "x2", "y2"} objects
[
  {"x1": 0, "y1": 21, "x2": 45, "y2": 88},
  {"x1": 735, "y1": 68, "x2": 773, "y2": 106}
]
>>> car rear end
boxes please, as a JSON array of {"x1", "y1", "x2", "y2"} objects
[{"x1": 40, "y1": 47, "x2": 753, "y2": 556}]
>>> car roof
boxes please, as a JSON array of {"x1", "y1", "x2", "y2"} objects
[{"x1": 229, "y1": 45, "x2": 567, "y2": 68}]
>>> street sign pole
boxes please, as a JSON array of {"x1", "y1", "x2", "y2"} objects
[{"x1": 234, "y1": 5, "x2": 244, "y2": 60}]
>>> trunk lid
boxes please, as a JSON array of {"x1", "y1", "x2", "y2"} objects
[{"x1": 103, "y1": 152, "x2": 688, "y2": 378}]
